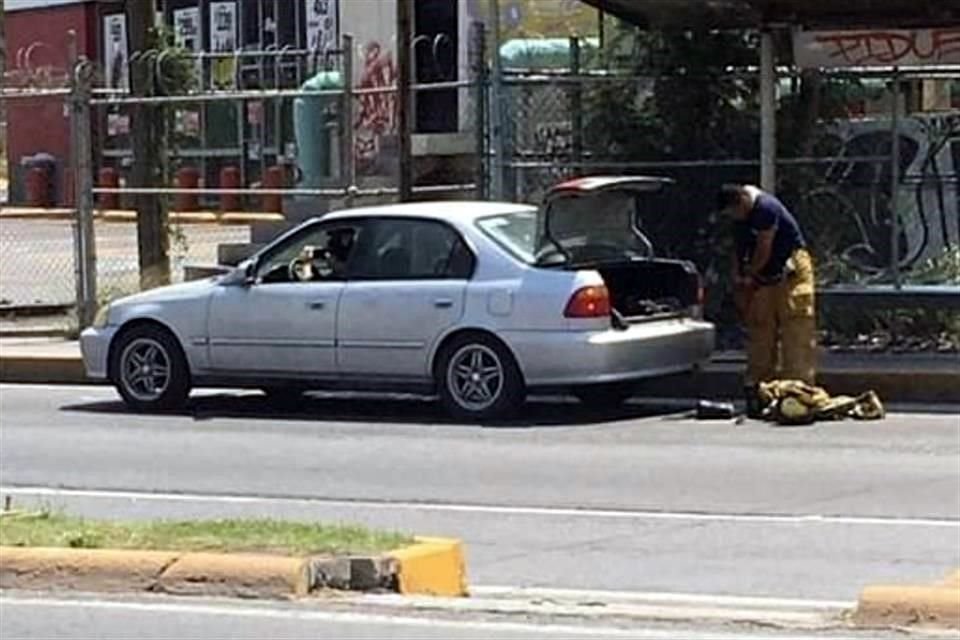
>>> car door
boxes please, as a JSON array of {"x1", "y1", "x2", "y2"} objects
[
  {"x1": 206, "y1": 219, "x2": 364, "y2": 376},
  {"x1": 336, "y1": 217, "x2": 474, "y2": 380}
]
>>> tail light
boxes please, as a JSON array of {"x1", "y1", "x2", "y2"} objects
[
  {"x1": 691, "y1": 273, "x2": 705, "y2": 319},
  {"x1": 564, "y1": 285, "x2": 611, "y2": 318}
]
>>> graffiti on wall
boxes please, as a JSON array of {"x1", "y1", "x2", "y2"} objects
[
  {"x1": 795, "y1": 28, "x2": 960, "y2": 69},
  {"x1": 354, "y1": 41, "x2": 398, "y2": 173},
  {"x1": 5, "y1": 40, "x2": 70, "y2": 89},
  {"x1": 795, "y1": 113, "x2": 960, "y2": 278}
]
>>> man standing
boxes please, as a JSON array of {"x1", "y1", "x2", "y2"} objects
[{"x1": 717, "y1": 184, "x2": 817, "y2": 415}]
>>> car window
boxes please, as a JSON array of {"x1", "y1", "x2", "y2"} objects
[
  {"x1": 256, "y1": 222, "x2": 362, "y2": 284},
  {"x1": 476, "y1": 211, "x2": 537, "y2": 264},
  {"x1": 348, "y1": 218, "x2": 474, "y2": 280}
]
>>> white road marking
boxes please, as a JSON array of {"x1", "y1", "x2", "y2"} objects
[
  {"x1": 3, "y1": 485, "x2": 958, "y2": 529},
  {"x1": 469, "y1": 586, "x2": 854, "y2": 611},
  {"x1": 346, "y1": 592, "x2": 847, "y2": 628},
  {"x1": 0, "y1": 593, "x2": 847, "y2": 639}
]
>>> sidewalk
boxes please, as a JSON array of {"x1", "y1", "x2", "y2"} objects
[{"x1": 1, "y1": 338, "x2": 957, "y2": 403}]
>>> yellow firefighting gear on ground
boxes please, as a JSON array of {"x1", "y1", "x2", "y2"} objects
[{"x1": 756, "y1": 379, "x2": 886, "y2": 426}]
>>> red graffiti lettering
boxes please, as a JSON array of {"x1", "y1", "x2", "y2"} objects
[
  {"x1": 354, "y1": 41, "x2": 397, "y2": 169},
  {"x1": 815, "y1": 28, "x2": 960, "y2": 66}
]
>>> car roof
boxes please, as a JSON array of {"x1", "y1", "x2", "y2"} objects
[{"x1": 317, "y1": 201, "x2": 536, "y2": 225}]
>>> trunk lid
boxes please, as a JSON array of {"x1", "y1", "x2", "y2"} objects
[
  {"x1": 536, "y1": 175, "x2": 674, "y2": 267},
  {"x1": 537, "y1": 176, "x2": 703, "y2": 323}
]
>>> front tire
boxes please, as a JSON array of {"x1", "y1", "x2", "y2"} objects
[
  {"x1": 112, "y1": 325, "x2": 190, "y2": 411},
  {"x1": 436, "y1": 333, "x2": 525, "y2": 421}
]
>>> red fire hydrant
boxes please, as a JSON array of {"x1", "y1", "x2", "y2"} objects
[
  {"x1": 262, "y1": 165, "x2": 285, "y2": 214},
  {"x1": 25, "y1": 166, "x2": 53, "y2": 207},
  {"x1": 174, "y1": 166, "x2": 201, "y2": 212},
  {"x1": 98, "y1": 167, "x2": 120, "y2": 210},
  {"x1": 219, "y1": 166, "x2": 241, "y2": 213}
]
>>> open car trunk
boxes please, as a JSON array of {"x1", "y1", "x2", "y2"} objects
[
  {"x1": 595, "y1": 259, "x2": 701, "y2": 321},
  {"x1": 539, "y1": 176, "x2": 703, "y2": 322}
]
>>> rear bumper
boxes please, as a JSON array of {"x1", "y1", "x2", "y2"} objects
[{"x1": 504, "y1": 319, "x2": 715, "y2": 387}]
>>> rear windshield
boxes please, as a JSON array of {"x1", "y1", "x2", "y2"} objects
[{"x1": 476, "y1": 211, "x2": 538, "y2": 264}]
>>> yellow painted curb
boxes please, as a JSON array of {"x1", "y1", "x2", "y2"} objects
[
  {"x1": 388, "y1": 537, "x2": 467, "y2": 597},
  {"x1": 0, "y1": 354, "x2": 89, "y2": 384},
  {"x1": 855, "y1": 583, "x2": 960, "y2": 629},
  {"x1": 157, "y1": 552, "x2": 310, "y2": 599},
  {"x1": 0, "y1": 546, "x2": 180, "y2": 592},
  {"x1": 0, "y1": 546, "x2": 309, "y2": 599}
]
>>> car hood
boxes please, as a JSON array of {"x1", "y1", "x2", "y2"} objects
[{"x1": 112, "y1": 276, "x2": 221, "y2": 307}]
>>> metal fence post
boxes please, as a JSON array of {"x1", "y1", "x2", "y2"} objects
[
  {"x1": 890, "y1": 69, "x2": 901, "y2": 289},
  {"x1": 472, "y1": 21, "x2": 489, "y2": 200},
  {"x1": 67, "y1": 31, "x2": 98, "y2": 328},
  {"x1": 488, "y1": 0, "x2": 504, "y2": 200},
  {"x1": 340, "y1": 34, "x2": 356, "y2": 207},
  {"x1": 570, "y1": 36, "x2": 583, "y2": 172},
  {"x1": 759, "y1": 28, "x2": 777, "y2": 191}
]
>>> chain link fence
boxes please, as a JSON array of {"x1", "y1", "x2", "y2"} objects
[
  {"x1": 490, "y1": 50, "x2": 959, "y2": 351},
  {"x1": 2, "y1": 25, "x2": 488, "y2": 335}
]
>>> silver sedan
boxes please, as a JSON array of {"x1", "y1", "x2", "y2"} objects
[{"x1": 81, "y1": 176, "x2": 714, "y2": 420}]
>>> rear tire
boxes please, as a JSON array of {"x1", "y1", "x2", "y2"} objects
[
  {"x1": 574, "y1": 382, "x2": 635, "y2": 409},
  {"x1": 111, "y1": 324, "x2": 190, "y2": 412},
  {"x1": 436, "y1": 333, "x2": 525, "y2": 421}
]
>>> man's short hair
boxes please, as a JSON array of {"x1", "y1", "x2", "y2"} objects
[{"x1": 716, "y1": 184, "x2": 745, "y2": 212}]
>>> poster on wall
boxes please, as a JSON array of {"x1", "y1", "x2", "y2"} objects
[
  {"x1": 103, "y1": 13, "x2": 130, "y2": 91},
  {"x1": 174, "y1": 7, "x2": 202, "y2": 137},
  {"x1": 305, "y1": 0, "x2": 339, "y2": 53},
  {"x1": 210, "y1": 1, "x2": 238, "y2": 89},
  {"x1": 174, "y1": 6, "x2": 203, "y2": 80}
]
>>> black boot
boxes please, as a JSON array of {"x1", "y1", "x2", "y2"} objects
[{"x1": 744, "y1": 385, "x2": 764, "y2": 419}]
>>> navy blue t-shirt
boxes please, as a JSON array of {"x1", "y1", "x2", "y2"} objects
[{"x1": 734, "y1": 192, "x2": 806, "y2": 282}]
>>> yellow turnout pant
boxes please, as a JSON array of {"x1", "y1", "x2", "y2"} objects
[{"x1": 745, "y1": 248, "x2": 817, "y2": 385}]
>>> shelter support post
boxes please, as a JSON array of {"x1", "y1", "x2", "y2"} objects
[{"x1": 760, "y1": 29, "x2": 777, "y2": 191}]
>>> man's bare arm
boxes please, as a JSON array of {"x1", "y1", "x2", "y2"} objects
[{"x1": 748, "y1": 229, "x2": 775, "y2": 279}]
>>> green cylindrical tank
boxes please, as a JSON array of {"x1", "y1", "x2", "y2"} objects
[
  {"x1": 499, "y1": 38, "x2": 600, "y2": 69},
  {"x1": 294, "y1": 71, "x2": 343, "y2": 193}
]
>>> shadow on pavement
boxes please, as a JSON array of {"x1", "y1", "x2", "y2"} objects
[{"x1": 59, "y1": 391, "x2": 693, "y2": 428}]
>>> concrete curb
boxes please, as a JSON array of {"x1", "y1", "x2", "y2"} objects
[
  {"x1": 853, "y1": 568, "x2": 960, "y2": 629},
  {"x1": 0, "y1": 538, "x2": 468, "y2": 600},
  {"x1": 2, "y1": 343, "x2": 956, "y2": 403},
  {"x1": 0, "y1": 354, "x2": 955, "y2": 405}
]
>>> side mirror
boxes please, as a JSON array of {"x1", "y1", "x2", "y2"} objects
[{"x1": 221, "y1": 260, "x2": 257, "y2": 287}]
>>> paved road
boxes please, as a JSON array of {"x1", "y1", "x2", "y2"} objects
[
  {"x1": 0, "y1": 592, "x2": 921, "y2": 640},
  {"x1": 2, "y1": 383, "x2": 958, "y2": 603},
  {"x1": 0, "y1": 385, "x2": 960, "y2": 600}
]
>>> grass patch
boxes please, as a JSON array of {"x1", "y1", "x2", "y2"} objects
[{"x1": 0, "y1": 512, "x2": 412, "y2": 557}]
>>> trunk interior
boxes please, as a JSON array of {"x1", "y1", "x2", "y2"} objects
[{"x1": 593, "y1": 259, "x2": 700, "y2": 321}]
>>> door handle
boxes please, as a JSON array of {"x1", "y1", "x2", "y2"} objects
[
  {"x1": 307, "y1": 300, "x2": 326, "y2": 310},
  {"x1": 434, "y1": 298, "x2": 454, "y2": 308}
]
